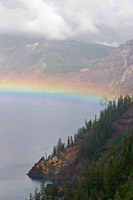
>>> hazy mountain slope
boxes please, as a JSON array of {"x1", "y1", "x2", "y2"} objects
[
  {"x1": 0, "y1": 39, "x2": 132, "y2": 96},
  {"x1": 0, "y1": 40, "x2": 115, "y2": 74},
  {"x1": 79, "y1": 40, "x2": 133, "y2": 94},
  {"x1": 40, "y1": 41, "x2": 115, "y2": 73}
]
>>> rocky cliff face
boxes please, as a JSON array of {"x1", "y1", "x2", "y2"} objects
[
  {"x1": 79, "y1": 40, "x2": 133, "y2": 95},
  {"x1": 27, "y1": 104, "x2": 133, "y2": 183},
  {"x1": 27, "y1": 141, "x2": 81, "y2": 183}
]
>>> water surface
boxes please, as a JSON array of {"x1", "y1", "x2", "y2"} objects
[{"x1": 0, "y1": 94, "x2": 104, "y2": 199}]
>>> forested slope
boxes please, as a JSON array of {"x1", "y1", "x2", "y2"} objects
[{"x1": 27, "y1": 95, "x2": 133, "y2": 200}]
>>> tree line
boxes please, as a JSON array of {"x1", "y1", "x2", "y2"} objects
[
  {"x1": 26, "y1": 95, "x2": 133, "y2": 199},
  {"x1": 49, "y1": 95, "x2": 132, "y2": 161},
  {"x1": 26, "y1": 131, "x2": 133, "y2": 200}
]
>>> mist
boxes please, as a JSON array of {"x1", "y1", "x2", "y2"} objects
[{"x1": 0, "y1": 0, "x2": 133, "y2": 45}]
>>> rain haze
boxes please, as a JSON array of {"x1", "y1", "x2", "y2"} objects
[{"x1": 0, "y1": 1, "x2": 132, "y2": 200}]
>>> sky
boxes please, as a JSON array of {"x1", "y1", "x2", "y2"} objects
[{"x1": 0, "y1": 0, "x2": 133, "y2": 46}]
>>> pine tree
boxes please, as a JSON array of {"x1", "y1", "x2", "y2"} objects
[
  {"x1": 67, "y1": 136, "x2": 70, "y2": 147},
  {"x1": 29, "y1": 193, "x2": 33, "y2": 200},
  {"x1": 71, "y1": 136, "x2": 74, "y2": 146},
  {"x1": 40, "y1": 182, "x2": 46, "y2": 200},
  {"x1": 50, "y1": 181, "x2": 59, "y2": 200},
  {"x1": 34, "y1": 188, "x2": 40, "y2": 200},
  {"x1": 114, "y1": 191, "x2": 121, "y2": 200}
]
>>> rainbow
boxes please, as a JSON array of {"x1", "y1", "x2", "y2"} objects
[{"x1": 0, "y1": 78, "x2": 101, "y2": 105}]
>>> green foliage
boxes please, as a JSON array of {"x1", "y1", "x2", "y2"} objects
[
  {"x1": 114, "y1": 191, "x2": 121, "y2": 200},
  {"x1": 71, "y1": 131, "x2": 133, "y2": 200},
  {"x1": 28, "y1": 131, "x2": 133, "y2": 200},
  {"x1": 50, "y1": 96, "x2": 132, "y2": 161},
  {"x1": 42, "y1": 41, "x2": 115, "y2": 73},
  {"x1": 34, "y1": 188, "x2": 40, "y2": 200},
  {"x1": 118, "y1": 183, "x2": 133, "y2": 199},
  {"x1": 50, "y1": 138, "x2": 65, "y2": 157},
  {"x1": 40, "y1": 182, "x2": 46, "y2": 200},
  {"x1": 67, "y1": 136, "x2": 70, "y2": 147},
  {"x1": 29, "y1": 193, "x2": 33, "y2": 200},
  {"x1": 77, "y1": 95, "x2": 132, "y2": 161},
  {"x1": 27, "y1": 96, "x2": 133, "y2": 200},
  {"x1": 28, "y1": 131, "x2": 133, "y2": 199},
  {"x1": 50, "y1": 181, "x2": 59, "y2": 200}
]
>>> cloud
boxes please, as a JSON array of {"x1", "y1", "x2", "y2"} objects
[{"x1": 0, "y1": 0, "x2": 133, "y2": 44}]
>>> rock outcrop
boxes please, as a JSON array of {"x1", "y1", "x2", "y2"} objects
[
  {"x1": 27, "y1": 142, "x2": 80, "y2": 183},
  {"x1": 27, "y1": 104, "x2": 133, "y2": 183},
  {"x1": 80, "y1": 40, "x2": 133, "y2": 95}
]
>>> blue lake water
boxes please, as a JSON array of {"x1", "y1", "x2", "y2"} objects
[{"x1": 0, "y1": 94, "x2": 105, "y2": 199}]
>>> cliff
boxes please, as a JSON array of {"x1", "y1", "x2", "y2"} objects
[
  {"x1": 27, "y1": 133, "x2": 88, "y2": 183},
  {"x1": 73, "y1": 40, "x2": 133, "y2": 96},
  {"x1": 27, "y1": 102, "x2": 133, "y2": 183}
]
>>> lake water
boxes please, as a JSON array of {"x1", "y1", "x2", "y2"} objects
[{"x1": 0, "y1": 93, "x2": 104, "y2": 199}]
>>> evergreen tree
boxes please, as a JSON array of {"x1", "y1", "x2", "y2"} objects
[
  {"x1": 50, "y1": 181, "x2": 59, "y2": 200},
  {"x1": 40, "y1": 182, "x2": 46, "y2": 200},
  {"x1": 34, "y1": 188, "x2": 40, "y2": 200},
  {"x1": 67, "y1": 136, "x2": 70, "y2": 147},
  {"x1": 27, "y1": 96, "x2": 133, "y2": 200},
  {"x1": 71, "y1": 136, "x2": 74, "y2": 146},
  {"x1": 29, "y1": 193, "x2": 33, "y2": 200},
  {"x1": 114, "y1": 191, "x2": 121, "y2": 200}
]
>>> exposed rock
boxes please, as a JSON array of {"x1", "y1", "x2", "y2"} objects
[
  {"x1": 27, "y1": 143, "x2": 80, "y2": 182},
  {"x1": 27, "y1": 105, "x2": 133, "y2": 183},
  {"x1": 74, "y1": 40, "x2": 133, "y2": 96}
]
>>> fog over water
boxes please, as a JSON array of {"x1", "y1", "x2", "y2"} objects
[{"x1": 0, "y1": 94, "x2": 105, "y2": 199}]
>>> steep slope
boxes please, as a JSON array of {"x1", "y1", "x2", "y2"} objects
[
  {"x1": 27, "y1": 131, "x2": 133, "y2": 200},
  {"x1": 0, "y1": 39, "x2": 132, "y2": 97},
  {"x1": 27, "y1": 97, "x2": 133, "y2": 183},
  {"x1": 78, "y1": 40, "x2": 133, "y2": 95},
  {"x1": 0, "y1": 40, "x2": 115, "y2": 75}
]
